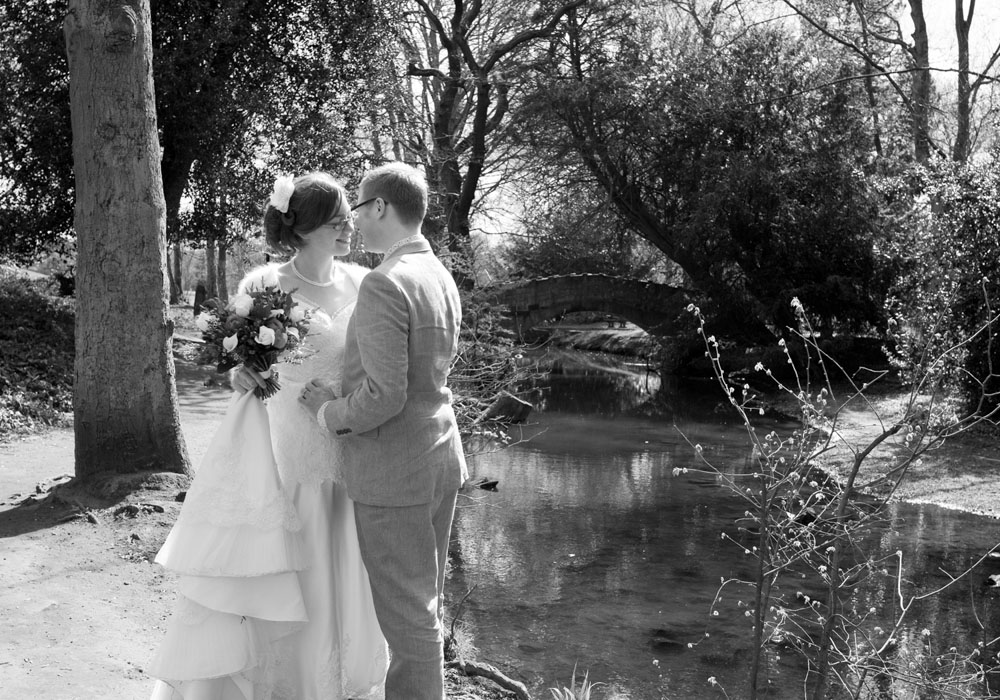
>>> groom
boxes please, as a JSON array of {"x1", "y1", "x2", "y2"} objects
[{"x1": 301, "y1": 162, "x2": 467, "y2": 699}]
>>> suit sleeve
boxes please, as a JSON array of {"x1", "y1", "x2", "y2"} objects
[{"x1": 325, "y1": 271, "x2": 408, "y2": 436}]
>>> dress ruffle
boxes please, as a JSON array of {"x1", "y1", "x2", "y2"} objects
[{"x1": 150, "y1": 392, "x2": 305, "y2": 699}]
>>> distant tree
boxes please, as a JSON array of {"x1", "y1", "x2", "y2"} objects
[
  {"x1": 503, "y1": 183, "x2": 669, "y2": 281},
  {"x1": 63, "y1": 0, "x2": 189, "y2": 477},
  {"x1": 0, "y1": 1, "x2": 75, "y2": 263},
  {"x1": 154, "y1": 0, "x2": 390, "y2": 298},
  {"x1": 780, "y1": 0, "x2": 1000, "y2": 162},
  {"x1": 376, "y1": 0, "x2": 585, "y2": 282}
]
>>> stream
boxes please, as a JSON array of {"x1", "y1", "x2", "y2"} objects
[{"x1": 447, "y1": 348, "x2": 1000, "y2": 699}]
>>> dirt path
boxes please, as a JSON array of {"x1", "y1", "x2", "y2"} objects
[{"x1": 0, "y1": 360, "x2": 229, "y2": 700}]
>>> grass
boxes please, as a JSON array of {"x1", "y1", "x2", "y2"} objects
[
  {"x1": 549, "y1": 665, "x2": 602, "y2": 700},
  {"x1": 0, "y1": 270, "x2": 74, "y2": 441}
]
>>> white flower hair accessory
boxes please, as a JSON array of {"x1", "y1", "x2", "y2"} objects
[{"x1": 269, "y1": 175, "x2": 296, "y2": 213}]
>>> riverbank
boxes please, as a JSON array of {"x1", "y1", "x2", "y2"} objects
[
  {"x1": 770, "y1": 384, "x2": 1000, "y2": 519},
  {"x1": 542, "y1": 322, "x2": 999, "y2": 519}
]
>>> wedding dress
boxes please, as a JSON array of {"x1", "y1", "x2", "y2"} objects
[{"x1": 149, "y1": 263, "x2": 388, "y2": 700}]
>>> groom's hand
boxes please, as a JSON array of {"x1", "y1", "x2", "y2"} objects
[{"x1": 299, "y1": 378, "x2": 337, "y2": 414}]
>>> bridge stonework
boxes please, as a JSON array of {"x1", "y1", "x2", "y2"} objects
[{"x1": 478, "y1": 274, "x2": 696, "y2": 340}]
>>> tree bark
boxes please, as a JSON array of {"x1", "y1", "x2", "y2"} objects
[
  {"x1": 172, "y1": 240, "x2": 183, "y2": 301},
  {"x1": 63, "y1": 0, "x2": 190, "y2": 477},
  {"x1": 853, "y1": 1, "x2": 884, "y2": 158},
  {"x1": 205, "y1": 233, "x2": 218, "y2": 299},
  {"x1": 161, "y1": 142, "x2": 195, "y2": 255},
  {"x1": 229, "y1": 238, "x2": 246, "y2": 290},
  {"x1": 909, "y1": 0, "x2": 931, "y2": 162},
  {"x1": 953, "y1": 0, "x2": 973, "y2": 162},
  {"x1": 166, "y1": 246, "x2": 180, "y2": 304},
  {"x1": 217, "y1": 241, "x2": 228, "y2": 303}
]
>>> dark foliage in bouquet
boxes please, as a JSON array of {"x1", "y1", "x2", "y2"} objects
[{"x1": 195, "y1": 286, "x2": 310, "y2": 399}]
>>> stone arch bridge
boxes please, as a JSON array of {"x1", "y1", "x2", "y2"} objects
[{"x1": 476, "y1": 274, "x2": 697, "y2": 340}]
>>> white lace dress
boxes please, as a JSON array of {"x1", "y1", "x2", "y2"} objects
[{"x1": 149, "y1": 263, "x2": 388, "y2": 700}]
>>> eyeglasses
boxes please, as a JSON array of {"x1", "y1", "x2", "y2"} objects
[
  {"x1": 322, "y1": 217, "x2": 353, "y2": 232},
  {"x1": 351, "y1": 197, "x2": 379, "y2": 211}
]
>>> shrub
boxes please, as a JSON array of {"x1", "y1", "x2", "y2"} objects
[
  {"x1": 880, "y1": 159, "x2": 1000, "y2": 414},
  {"x1": 0, "y1": 269, "x2": 74, "y2": 440}
]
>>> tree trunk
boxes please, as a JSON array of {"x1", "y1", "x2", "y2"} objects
[
  {"x1": 909, "y1": 0, "x2": 931, "y2": 162},
  {"x1": 217, "y1": 242, "x2": 228, "y2": 304},
  {"x1": 229, "y1": 238, "x2": 247, "y2": 289},
  {"x1": 172, "y1": 240, "x2": 183, "y2": 302},
  {"x1": 161, "y1": 137, "x2": 195, "y2": 249},
  {"x1": 205, "y1": 233, "x2": 218, "y2": 298},
  {"x1": 63, "y1": 0, "x2": 190, "y2": 478},
  {"x1": 166, "y1": 246, "x2": 180, "y2": 304},
  {"x1": 409, "y1": 0, "x2": 585, "y2": 286},
  {"x1": 853, "y1": 4, "x2": 884, "y2": 158},
  {"x1": 953, "y1": 0, "x2": 972, "y2": 162}
]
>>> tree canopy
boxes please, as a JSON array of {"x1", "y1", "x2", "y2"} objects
[
  {"x1": 3, "y1": 0, "x2": 1000, "y2": 368},
  {"x1": 516, "y1": 4, "x2": 888, "y2": 336},
  {"x1": 0, "y1": 0, "x2": 392, "y2": 263}
]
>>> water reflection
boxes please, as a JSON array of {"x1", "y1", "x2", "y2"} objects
[{"x1": 449, "y1": 356, "x2": 1000, "y2": 699}]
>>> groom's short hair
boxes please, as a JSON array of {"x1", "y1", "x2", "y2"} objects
[{"x1": 361, "y1": 162, "x2": 427, "y2": 227}]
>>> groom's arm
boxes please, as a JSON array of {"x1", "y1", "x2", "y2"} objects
[{"x1": 321, "y1": 271, "x2": 409, "y2": 436}]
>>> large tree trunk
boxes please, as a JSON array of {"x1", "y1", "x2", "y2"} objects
[
  {"x1": 63, "y1": 0, "x2": 190, "y2": 478},
  {"x1": 909, "y1": 0, "x2": 931, "y2": 162}
]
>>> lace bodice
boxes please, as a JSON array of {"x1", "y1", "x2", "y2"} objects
[{"x1": 239, "y1": 263, "x2": 364, "y2": 486}]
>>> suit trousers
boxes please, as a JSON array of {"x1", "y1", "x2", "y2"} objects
[{"x1": 354, "y1": 478, "x2": 459, "y2": 700}]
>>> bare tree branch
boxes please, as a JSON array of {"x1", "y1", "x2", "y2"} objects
[{"x1": 481, "y1": 0, "x2": 586, "y2": 73}]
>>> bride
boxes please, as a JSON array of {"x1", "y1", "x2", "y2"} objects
[{"x1": 149, "y1": 172, "x2": 388, "y2": 699}]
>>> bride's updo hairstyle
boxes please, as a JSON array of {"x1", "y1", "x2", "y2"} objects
[{"x1": 262, "y1": 171, "x2": 348, "y2": 256}]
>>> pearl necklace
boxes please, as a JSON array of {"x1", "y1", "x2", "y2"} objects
[
  {"x1": 384, "y1": 233, "x2": 425, "y2": 258},
  {"x1": 290, "y1": 257, "x2": 337, "y2": 287}
]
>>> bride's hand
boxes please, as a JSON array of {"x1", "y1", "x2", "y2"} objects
[{"x1": 232, "y1": 366, "x2": 268, "y2": 394}]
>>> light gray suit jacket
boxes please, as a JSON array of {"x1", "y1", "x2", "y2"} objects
[{"x1": 324, "y1": 237, "x2": 467, "y2": 507}]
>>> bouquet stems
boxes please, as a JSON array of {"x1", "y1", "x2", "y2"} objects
[{"x1": 248, "y1": 358, "x2": 281, "y2": 400}]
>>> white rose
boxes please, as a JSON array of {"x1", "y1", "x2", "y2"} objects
[
  {"x1": 269, "y1": 175, "x2": 296, "y2": 213},
  {"x1": 228, "y1": 294, "x2": 254, "y2": 318},
  {"x1": 286, "y1": 327, "x2": 300, "y2": 340},
  {"x1": 289, "y1": 306, "x2": 305, "y2": 323},
  {"x1": 269, "y1": 309, "x2": 282, "y2": 317},
  {"x1": 255, "y1": 326, "x2": 276, "y2": 346},
  {"x1": 194, "y1": 312, "x2": 215, "y2": 331},
  {"x1": 222, "y1": 333, "x2": 239, "y2": 352}
]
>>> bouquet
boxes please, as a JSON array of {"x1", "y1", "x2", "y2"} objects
[{"x1": 194, "y1": 286, "x2": 311, "y2": 399}]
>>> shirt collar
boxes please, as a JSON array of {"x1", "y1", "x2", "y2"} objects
[{"x1": 383, "y1": 233, "x2": 427, "y2": 258}]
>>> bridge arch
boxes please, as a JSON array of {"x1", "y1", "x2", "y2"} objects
[{"x1": 478, "y1": 274, "x2": 697, "y2": 340}]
